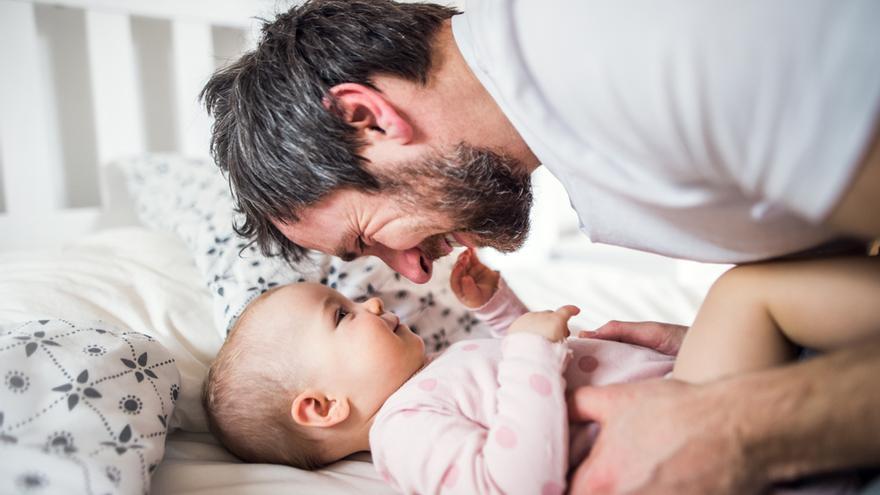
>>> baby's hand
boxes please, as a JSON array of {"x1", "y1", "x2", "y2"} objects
[
  {"x1": 450, "y1": 248, "x2": 500, "y2": 308},
  {"x1": 508, "y1": 305, "x2": 580, "y2": 343}
]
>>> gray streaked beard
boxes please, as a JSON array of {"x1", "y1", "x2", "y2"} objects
[{"x1": 382, "y1": 143, "x2": 533, "y2": 254}]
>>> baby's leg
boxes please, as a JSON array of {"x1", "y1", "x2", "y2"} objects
[{"x1": 673, "y1": 256, "x2": 880, "y2": 383}]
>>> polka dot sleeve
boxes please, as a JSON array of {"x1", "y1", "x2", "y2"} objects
[
  {"x1": 471, "y1": 277, "x2": 530, "y2": 338},
  {"x1": 485, "y1": 332, "x2": 570, "y2": 494}
]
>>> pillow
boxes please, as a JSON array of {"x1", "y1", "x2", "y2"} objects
[
  {"x1": 0, "y1": 228, "x2": 220, "y2": 434},
  {"x1": 119, "y1": 154, "x2": 490, "y2": 348},
  {"x1": 0, "y1": 319, "x2": 179, "y2": 495}
]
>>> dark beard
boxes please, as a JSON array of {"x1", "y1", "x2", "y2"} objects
[{"x1": 382, "y1": 143, "x2": 533, "y2": 257}]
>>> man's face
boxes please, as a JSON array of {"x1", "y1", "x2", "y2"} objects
[{"x1": 274, "y1": 144, "x2": 533, "y2": 283}]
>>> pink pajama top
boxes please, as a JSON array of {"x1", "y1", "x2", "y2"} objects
[{"x1": 369, "y1": 280, "x2": 675, "y2": 494}]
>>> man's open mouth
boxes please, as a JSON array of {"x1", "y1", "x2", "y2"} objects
[
  {"x1": 415, "y1": 232, "x2": 476, "y2": 276},
  {"x1": 430, "y1": 233, "x2": 472, "y2": 260}
]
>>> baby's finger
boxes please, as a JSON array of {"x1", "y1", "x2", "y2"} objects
[
  {"x1": 463, "y1": 248, "x2": 474, "y2": 270},
  {"x1": 461, "y1": 275, "x2": 480, "y2": 304},
  {"x1": 450, "y1": 260, "x2": 465, "y2": 296},
  {"x1": 555, "y1": 305, "x2": 581, "y2": 320},
  {"x1": 467, "y1": 247, "x2": 483, "y2": 266},
  {"x1": 450, "y1": 256, "x2": 462, "y2": 281},
  {"x1": 455, "y1": 250, "x2": 469, "y2": 268}
]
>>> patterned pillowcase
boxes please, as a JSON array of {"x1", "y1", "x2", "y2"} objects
[
  {"x1": 119, "y1": 154, "x2": 490, "y2": 349},
  {"x1": 0, "y1": 319, "x2": 179, "y2": 495}
]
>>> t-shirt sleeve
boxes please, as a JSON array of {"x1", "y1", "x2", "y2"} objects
[{"x1": 370, "y1": 334, "x2": 569, "y2": 494}]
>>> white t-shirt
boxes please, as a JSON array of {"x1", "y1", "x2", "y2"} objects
[{"x1": 452, "y1": 0, "x2": 880, "y2": 263}]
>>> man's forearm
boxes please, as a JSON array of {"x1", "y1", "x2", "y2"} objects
[{"x1": 724, "y1": 334, "x2": 880, "y2": 482}]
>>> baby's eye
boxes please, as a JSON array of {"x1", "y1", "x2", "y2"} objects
[{"x1": 335, "y1": 307, "x2": 349, "y2": 326}]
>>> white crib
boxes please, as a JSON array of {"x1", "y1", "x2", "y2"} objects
[{"x1": 0, "y1": 0, "x2": 278, "y2": 250}]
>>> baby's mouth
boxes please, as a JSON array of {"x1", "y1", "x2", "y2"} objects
[{"x1": 386, "y1": 313, "x2": 401, "y2": 333}]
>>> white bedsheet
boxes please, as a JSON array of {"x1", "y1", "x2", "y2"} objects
[
  {"x1": 0, "y1": 228, "x2": 220, "y2": 433},
  {"x1": 0, "y1": 227, "x2": 717, "y2": 494}
]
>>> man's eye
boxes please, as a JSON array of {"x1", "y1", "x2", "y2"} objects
[{"x1": 335, "y1": 307, "x2": 349, "y2": 326}]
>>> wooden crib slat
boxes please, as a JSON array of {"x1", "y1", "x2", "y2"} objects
[
  {"x1": 85, "y1": 9, "x2": 145, "y2": 166},
  {"x1": 172, "y1": 20, "x2": 214, "y2": 158},
  {"x1": 0, "y1": 1, "x2": 64, "y2": 214}
]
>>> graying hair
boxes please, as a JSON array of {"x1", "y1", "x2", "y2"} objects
[{"x1": 201, "y1": 0, "x2": 459, "y2": 262}]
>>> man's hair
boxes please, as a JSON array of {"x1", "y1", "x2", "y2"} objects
[
  {"x1": 201, "y1": 0, "x2": 459, "y2": 262},
  {"x1": 203, "y1": 289, "x2": 324, "y2": 469}
]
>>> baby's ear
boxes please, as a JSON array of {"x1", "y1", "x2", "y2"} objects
[{"x1": 290, "y1": 390, "x2": 351, "y2": 428}]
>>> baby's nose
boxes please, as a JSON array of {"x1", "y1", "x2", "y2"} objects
[{"x1": 364, "y1": 297, "x2": 385, "y2": 315}]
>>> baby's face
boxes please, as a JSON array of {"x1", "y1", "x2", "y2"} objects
[{"x1": 260, "y1": 283, "x2": 426, "y2": 414}]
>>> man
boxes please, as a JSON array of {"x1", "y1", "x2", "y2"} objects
[{"x1": 202, "y1": 0, "x2": 880, "y2": 492}]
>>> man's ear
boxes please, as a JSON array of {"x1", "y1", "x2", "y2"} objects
[
  {"x1": 290, "y1": 389, "x2": 352, "y2": 428},
  {"x1": 325, "y1": 83, "x2": 413, "y2": 145}
]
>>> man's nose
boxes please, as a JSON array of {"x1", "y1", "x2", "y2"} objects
[{"x1": 373, "y1": 245, "x2": 432, "y2": 284}]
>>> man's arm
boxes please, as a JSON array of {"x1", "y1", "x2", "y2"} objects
[
  {"x1": 826, "y1": 123, "x2": 880, "y2": 239},
  {"x1": 568, "y1": 334, "x2": 880, "y2": 494}
]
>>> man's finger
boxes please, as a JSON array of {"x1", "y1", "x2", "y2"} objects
[
  {"x1": 593, "y1": 321, "x2": 663, "y2": 348},
  {"x1": 569, "y1": 452, "x2": 598, "y2": 495},
  {"x1": 569, "y1": 385, "x2": 621, "y2": 423},
  {"x1": 592, "y1": 320, "x2": 631, "y2": 342},
  {"x1": 593, "y1": 321, "x2": 687, "y2": 356}
]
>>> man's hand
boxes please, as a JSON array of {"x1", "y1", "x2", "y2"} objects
[
  {"x1": 580, "y1": 321, "x2": 688, "y2": 356},
  {"x1": 450, "y1": 248, "x2": 500, "y2": 308},
  {"x1": 509, "y1": 305, "x2": 580, "y2": 343},
  {"x1": 568, "y1": 379, "x2": 762, "y2": 494}
]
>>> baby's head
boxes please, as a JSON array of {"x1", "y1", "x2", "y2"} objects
[{"x1": 203, "y1": 282, "x2": 426, "y2": 468}]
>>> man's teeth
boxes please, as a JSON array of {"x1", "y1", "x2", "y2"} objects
[{"x1": 445, "y1": 234, "x2": 463, "y2": 248}]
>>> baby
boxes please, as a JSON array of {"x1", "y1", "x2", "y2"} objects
[
  {"x1": 203, "y1": 249, "x2": 675, "y2": 493},
  {"x1": 205, "y1": 248, "x2": 880, "y2": 493}
]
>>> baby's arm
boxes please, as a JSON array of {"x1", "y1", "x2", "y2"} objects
[
  {"x1": 371, "y1": 309, "x2": 577, "y2": 494},
  {"x1": 451, "y1": 249, "x2": 529, "y2": 336},
  {"x1": 674, "y1": 256, "x2": 880, "y2": 383}
]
